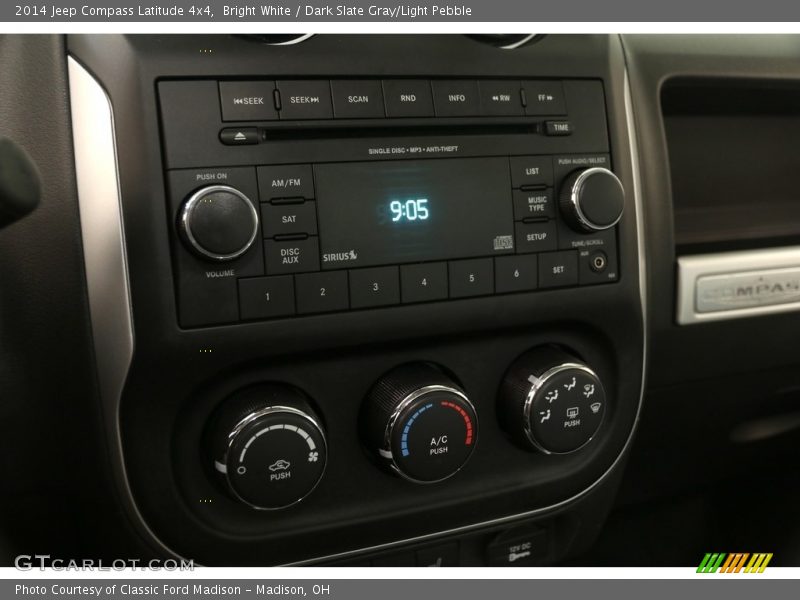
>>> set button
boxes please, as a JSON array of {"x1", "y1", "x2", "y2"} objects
[{"x1": 539, "y1": 251, "x2": 578, "y2": 288}]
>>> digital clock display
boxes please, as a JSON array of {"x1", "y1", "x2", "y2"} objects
[
  {"x1": 390, "y1": 198, "x2": 430, "y2": 222},
  {"x1": 314, "y1": 157, "x2": 514, "y2": 270}
]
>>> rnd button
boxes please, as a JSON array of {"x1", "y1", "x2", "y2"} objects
[{"x1": 265, "y1": 237, "x2": 321, "y2": 275}]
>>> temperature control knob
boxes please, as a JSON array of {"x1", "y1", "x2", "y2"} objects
[
  {"x1": 361, "y1": 363, "x2": 477, "y2": 484},
  {"x1": 559, "y1": 167, "x2": 624, "y2": 232},
  {"x1": 499, "y1": 348, "x2": 606, "y2": 454},
  {"x1": 209, "y1": 384, "x2": 327, "y2": 510},
  {"x1": 178, "y1": 185, "x2": 259, "y2": 261}
]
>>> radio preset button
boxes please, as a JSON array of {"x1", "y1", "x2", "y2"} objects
[
  {"x1": 258, "y1": 164, "x2": 315, "y2": 201},
  {"x1": 349, "y1": 266, "x2": 400, "y2": 309},
  {"x1": 265, "y1": 237, "x2": 320, "y2": 275},
  {"x1": 276, "y1": 80, "x2": 333, "y2": 120},
  {"x1": 219, "y1": 81, "x2": 278, "y2": 121},
  {"x1": 331, "y1": 80, "x2": 385, "y2": 119},
  {"x1": 432, "y1": 80, "x2": 481, "y2": 117},
  {"x1": 510, "y1": 156, "x2": 554, "y2": 188},
  {"x1": 513, "y1": 189, "x2": 554, "y2": 220},
  {"x1": 383, "y1": 80, "x2": 435, "y2": 117},
  {"x1": 261, "y1": 201, "x2": 318, "y2": 238},
  {"x1": 449, "y1": 258, "x2": 494, "y2": 298},
  {"x1": 522, "y1": 81, "x2": 567, "y2": 116},
  {"x1": 296, "y1": 271, "x2": 349, "y2": 314},
  {"x1": 495, "y1": 255, "x2": 538, "y2": 294},
  {"x1": 479, "y1": 80, "x2": 524, "y2": 116},
  {"x1": 515, "y1": 221, "x2": 557, "y2": 254},
  {"x1": 400, "y1": 262, "x2": 448, "y2": 304},
  {"x1": 238, "y1": 275, "x2": 296, "y2": 320},
  {"x1": 539, "y1": 251, "x2": 578, "y2": 288}
]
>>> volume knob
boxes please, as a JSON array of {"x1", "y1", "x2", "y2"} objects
[
  {"x1": 178, "y1": 184, "x2": 259, "y2": 261},
  {"x1": 559, "y1": 167, "x2": 624, "y2": 233}
]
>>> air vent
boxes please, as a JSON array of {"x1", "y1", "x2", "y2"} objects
[
  {"x1": 465, "y1": 34, "x2": 541, "y2": 49},
  {"x1": 237, "y1": 34, "x2": 314, "y2": 46}
]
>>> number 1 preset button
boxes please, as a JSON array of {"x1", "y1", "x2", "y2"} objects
[
  {"x1": 400, "y1": 262, "x2": 448, "y2": 303},
  {"x1": 238, "y1": 276, "x2": 295, "y2": 320},
  {"x1": 495, "y1": 255, "x2": 538, "y2": 293},
  {"x1": 296, "y1": 271, "x2": 349, "y2": 314}
]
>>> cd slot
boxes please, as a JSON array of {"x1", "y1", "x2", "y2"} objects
[{"x1": 256, "y1": 117, "x2": 546, "y2": 141}]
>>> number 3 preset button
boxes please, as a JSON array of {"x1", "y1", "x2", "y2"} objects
[
  {"x1": 349, "y1": 266, "x2": 400, "y2": 309},
  {"x1": 296, "y1": 271, "x2": 349, "y2": 314}
]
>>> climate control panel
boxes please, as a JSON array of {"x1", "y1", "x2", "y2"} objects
[{"x1": 205, "y1": 348, "x2": 609, "y2": 510}]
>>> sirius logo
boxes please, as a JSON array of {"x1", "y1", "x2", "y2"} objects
[{"x1": 322, "y1": 249, "x2": 358, "y2": 263}]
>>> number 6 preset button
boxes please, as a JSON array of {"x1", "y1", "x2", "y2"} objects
[
  {"x1": 495, "y1": 255, "x2": 538, "y2": 293},
  {"x1": 295, "y1": 271, "x2": 349, "y2": 314}
]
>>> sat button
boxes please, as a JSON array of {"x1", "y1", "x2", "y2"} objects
[{"x1": 261, "y1": 201, "x2": 318, "y2": 237}]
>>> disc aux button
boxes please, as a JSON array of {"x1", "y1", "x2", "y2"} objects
[{"x1": 265, "y1": 237, "x2": 320, "y2": 275}]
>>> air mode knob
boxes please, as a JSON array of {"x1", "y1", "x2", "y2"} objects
[
  {"x1": 559, "y1": 167, "x2": 624, "y2": 232},
  {"x1": 209, "y1": 384, "x2": 327, "y2": 510},
  {"x1": 178, "y1": 185, "x2": 259, "y2": 261},
  {"x1": 361, "y1": 363, "x2": 477, "y2": 484},
  {"x1": 499, "y1": 348, "x2": 606, "y2": 454}
]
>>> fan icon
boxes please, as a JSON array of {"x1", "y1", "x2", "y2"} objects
[{"x1": 307, "y1": 451, "x2": 319, "y2": 463}]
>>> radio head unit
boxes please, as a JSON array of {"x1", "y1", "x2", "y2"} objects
[{"x1": 159, "y1": 78, "x2": 623, "y2": 328}]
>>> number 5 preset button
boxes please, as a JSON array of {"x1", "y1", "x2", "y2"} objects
[
  {"x1": 295, "y1": 271, "x2": 349, "y2": 314},
  {"x1": 264, "y1": 237, "x2": 320, "y2": 274}
]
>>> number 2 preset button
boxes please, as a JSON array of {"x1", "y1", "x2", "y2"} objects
[
  {"x1": 400, "y1": 262, "x2": 448, "y2": 304},
  {"x1": 349, "y1": 266, "x2": 400, "y2": 309},
  {"x1": 295, "y1": 271, "x2": 349, "y2": 314}
]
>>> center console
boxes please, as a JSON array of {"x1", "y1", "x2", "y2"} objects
[{"x1": 66, "y1": 34, "x2": 644, "y2": 566}]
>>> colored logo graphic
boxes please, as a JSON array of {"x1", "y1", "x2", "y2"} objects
[{"x1": 697, "y1": 553, "x2": 773, "y2": 573}]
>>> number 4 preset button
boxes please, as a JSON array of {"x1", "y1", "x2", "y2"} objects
[
  {"x1": 400, "y1": 262, "x2": 448, "y2": 303},
  {"x1": 295, "y1": 271, "x2": 349, "y2": 314}
]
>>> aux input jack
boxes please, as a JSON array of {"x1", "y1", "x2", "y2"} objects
[{"x1": 589, "y1": 251, "x2": 608, "y2": 273}]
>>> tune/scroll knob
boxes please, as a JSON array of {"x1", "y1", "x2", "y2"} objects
[
  {"x1": 178, "y1": 184, "x2": 259, "y2": 261},
  {"x1": 361, "y1": 363, "x2": 477, "y2": 484},
  {"x1": 499, "y1": 347, "x2": 606, "y2": 454},
  {"x1": 209, "y1": 384, "x2": 327, "y2": 510},
  {"x1": 559, "y1": 167, "x2": 624, "y2": 232}
]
